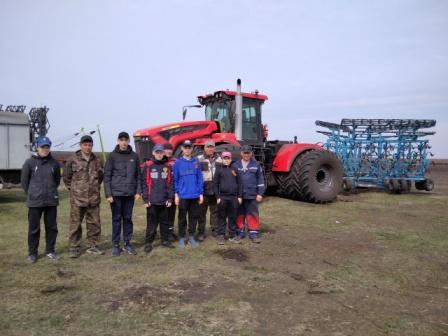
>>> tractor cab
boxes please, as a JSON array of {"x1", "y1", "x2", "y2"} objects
[{"x1": 198, "y1": 89, "x2": 268, "y2": 146}]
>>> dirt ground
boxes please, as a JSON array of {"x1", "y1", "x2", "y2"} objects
[{"x1": 0, "y1": 166, "x2": 447, "y2": 335}]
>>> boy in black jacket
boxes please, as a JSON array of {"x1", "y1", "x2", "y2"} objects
[
  {"x1": 141, "y1": 144, "x2": 175, "y2": 254},
  {"x1": 213, "y1": 151, "x2": 243, "y2": 245}
]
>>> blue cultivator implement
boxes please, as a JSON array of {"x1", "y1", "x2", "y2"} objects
[{"x1": 315, "y1": 119, "x2": 436, "y2": 193}]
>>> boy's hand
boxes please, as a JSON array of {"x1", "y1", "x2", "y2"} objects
[
  {"x1": 175, "y1": 195, "x2": 180, "y2": 206},
  {"x1": 107, "y1": 196, "x2": 114, "y2": 203},
  {"x1": 198, "y1": 195, "x2": 204, "y2": 205},
  {"x1": 166, "y1": 200, "x2": 172, "y2": 207},
  {"x1": 144, "y1": 202, "x2": 151, "y2": 208},
  {"x1": 256, "y1": 195, "x2": 263, "y2": 202},
  {"x1": 238, "y1": 197, "x2": 242, "y2": 204},
  {"x1": 217, "y1": 198, "x2": 221, "y2": 204}
]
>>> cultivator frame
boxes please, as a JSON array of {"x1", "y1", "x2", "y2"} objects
[{"x1": 316, "y1": 119, "x2": 436, "y2": 193}]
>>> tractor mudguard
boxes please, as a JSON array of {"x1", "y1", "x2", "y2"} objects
[{"x1": 272, "y1": 143, "x2": 323, "y2": 172}]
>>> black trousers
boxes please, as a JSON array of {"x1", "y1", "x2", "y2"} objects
[
  {"x1": 217, "y1": 198, "x2": 238, "y2": 237},
  {"x1": 146, "y1": 205, "x2": 169, "y2": 244},
  {"x1": 198, "y1": 195, "x2": 218, "y2": 235},
  {"x1": 28, "y1": 206, "x2": 58, "y2": 255},
  {"x1": 110, "y1": 196, "x2": 134, "y2": 244},
  {"x1": 178, "y1": 198, "x2": 200, "y2": 238},
  {"x1": 167, "y1": 203, "x2": 176, "y2": 232}
]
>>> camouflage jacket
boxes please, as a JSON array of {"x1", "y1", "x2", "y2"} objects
[{"x1": 63, "y1": 150, "x2": 104, "y2": 207}]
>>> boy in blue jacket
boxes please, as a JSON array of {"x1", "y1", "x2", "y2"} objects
[
  {"x1": 173, "y1": 140, "x2": 204, "y2": 248},
  {"x1": 234, "y1": 145, "x2": 265, "y2": 243},
  {"x1": 141, "y1": 144, "x2": 175, "y2": 255}
]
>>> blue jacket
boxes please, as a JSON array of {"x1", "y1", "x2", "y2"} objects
[
  {"x1": 173, "y1": 156, "x2": 204, "y2": 199},
  {"x1": 233, "y1": 159, "x2": 265, "y2": 199}
]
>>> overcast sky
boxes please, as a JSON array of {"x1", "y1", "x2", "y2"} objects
[{"x1": 1, "y1": 0, "x2": 447, "y2": 156}]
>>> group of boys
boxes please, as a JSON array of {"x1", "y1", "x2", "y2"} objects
[{"x1": 21, "y1": 132, "x2": 265, "y2": 263}]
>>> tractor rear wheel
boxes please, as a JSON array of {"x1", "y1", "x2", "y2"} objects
[{"x1": 290, "y1": 150, "x2": 343, "y2": 203}]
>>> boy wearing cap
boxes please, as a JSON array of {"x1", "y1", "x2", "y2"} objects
[
  {"x1": 173, "y1": 140, "x2": 204, "y2": 248},
  {"x1": 163, "y1": 143, "x2": 178, "y2": 241},
  {"x1": 234, "y1": 145, "x2": 265, "y2": 243},
  {"x1": 63, "y1": 135, "x2": 104, "y2": 258},
  {"x1": 141, "y1": 144, "x2": 175, "y2": 254},
  {"x1": 213, "y1": 151, "x2": 242, "y2": 245},
  {"x1": 104, "y1": 131, "x2": 141, "y2": 256},
  {"x1": 197, "y1": 140, "x2": 222, "y2": 241},
  {"x1": 21, "y1": 136, "x2": 61, "y2": 263}
]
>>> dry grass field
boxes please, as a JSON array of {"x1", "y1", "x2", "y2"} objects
[{"x1": 0, "y1": 164, "x2": 447, "y2": 335}]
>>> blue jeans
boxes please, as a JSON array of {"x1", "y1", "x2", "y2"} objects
[{"x1": 110, "y1": 196, "x2": 135, "y2": 244}]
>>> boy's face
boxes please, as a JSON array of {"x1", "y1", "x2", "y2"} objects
[
  {"x1": 182, "y1": 146, "x2": 192, "y2": 156},
  {"x1": 153, "y1": 151, "x2": 164, "y2": 160},
  {"x1": 164, "y1": 149, "x2": 173, "y2": 158},
  {"x1": 222, "y1": 157, "x2": 232, "y2": 166},
  {"x1": 37, "y1": 145, "x2": 50, "y2": 157},
  {"x1": 118, "y1": 137, "x2": 130, "y2": 150},
  {"x1": 241, "y1": 151, "x2": 252, "y2": 161}
]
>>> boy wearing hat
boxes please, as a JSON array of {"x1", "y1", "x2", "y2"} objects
[
  {"x1": 21, "y1": 136, "x2": 61, "y2": 263},
  {"x1": 234, "y1": 145, "x2": 265, "y2": 243},
  {"x1": 173, "y1": 140, "x2": 204, "y2": 248},
  {"x1": 104, "y1": 131, "x2": 141, "y2": 256},
  {"x1": 197, "y1": 140, "x2": 222, "y2": 241},
  {"x1": 213, "y1": 151, "x2": 242, "y2": 245},
  {"x1": 63, "y1": 135, "x2": 104, "y2": 258},
  {"x1": 163, "y1": 143, "x2": 178, "y2": 241},
  {"x1": 141, "y1": 144, "x2": 175, "y2": 254}
]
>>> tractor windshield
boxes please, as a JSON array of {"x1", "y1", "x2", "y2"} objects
[{"x1": 205, "y1": 101, "x2": 234, "y2": 133}]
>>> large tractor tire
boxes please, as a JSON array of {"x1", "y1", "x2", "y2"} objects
[{"x1": 285, "y1": 150, "x2": 343, "y2": 203}]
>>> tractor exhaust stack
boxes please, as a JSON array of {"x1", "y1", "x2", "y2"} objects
[{"x1": 235, "y1": 78, "x2": 243, "y2": 141}]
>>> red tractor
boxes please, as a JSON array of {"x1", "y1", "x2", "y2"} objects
[{"x1": 134, "y1": 79, "x2": 343, "y2": 203}]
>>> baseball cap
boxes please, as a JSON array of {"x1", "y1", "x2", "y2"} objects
[
  {"x1": 118, "y1": 131, "x2": 130, "y2": 139},
  {"x1": 36, "y1": 136, "x2": 52, "y2": 147},
  {"x1": 182, "y1": 140, "x2": 192, "y2": 147},
  {"x1": 80, "y1": 135, "x2": 93, "y2": 143},
  {"x1": 153, "y1": 144, "x2": 164, "y2": 152},
  {"x1": 240, "y1": 145, "x2": 252, "y2": 152},
  {"x1": 204, "y1": 140, "x2": 215, "y2": 147},
  {"x1": 221, "y1": 151, "x2": 232, "y2": 158},
  {"x1": 163, "y1": 143, "x2": 174, "y2": 150}
]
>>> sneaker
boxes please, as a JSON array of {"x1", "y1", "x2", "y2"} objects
[
  {"x1": 46, "y1": 252, "x2": 61, "y2": 261},
  {"x1": 111, "y1": 245, "x2": 121, "y2": 257},
  {"x1": 251, "y1": 236, "x2": 261, "y2": 244},
  {"x1": 161, "y1": 241, "x2": 175, "y2": 249},
  {"x1": 217, "y1": 235, "x2": 225, "y2": 245},
  {"x1": 69, "y1": 248, "x2": 81, "y2": 258},
  {"x1": 86, "y1": 246, "x2": 105, "y2": 255},
  {"x1": 238, "y1": 230, "x2": 246, "y2": 239},
  {"x1": 27, "y1": 254, "x2": 37, "y2": 264},
  {"x1": 211, "y1": 230, "x2": 218, "y2": 238},
  {"x1": 123, "y1": 243, "x2": 137, "y2": 255},
  {"x1": 229, "y1": 236, "x2": 242, "y2": 244},
  {"x1": 145, "y1": 244, "x2": 153, "y2": 256},
  {"x1": 188, "y1": 236, "x2": 199, "y2": 248},
  {"x1": 178, "y1": 238, "x2": 186, "y2": 249},
  {"x1": 196, "y1": 234, "x2": 205, "y2": 242}
]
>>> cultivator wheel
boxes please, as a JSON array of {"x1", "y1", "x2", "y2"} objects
[
  {"x1": 415, "y1": 178, "x2": 434, "y2": 191},
  {"x1": 288, "y1": 150, "x2": 343, "y2": 203},
  {"x1": 342, "y1": 178, "x2": 353, "y2": 192}
]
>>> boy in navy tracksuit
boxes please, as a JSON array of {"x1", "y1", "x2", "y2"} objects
[
  {"x1": 163, "y1": 143, "x2": 178, "y2": 241},
  {"x1": 213, "y1": 151, "x2": 243, "y2": 245},
  {"x1": 141, "y1": 144, "x2": 175, "y2": 254},
  {"x1": 173, "y1": 140, "x2": 204, "y2": 248},
  {"x1": 234, "y1": 145, "x2": 265, "y2": 243}
]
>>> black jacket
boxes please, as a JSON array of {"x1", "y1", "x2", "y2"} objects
[
  {"x1": 213, "y1": 164, "x2": 242, "y2": 200},
  {"x1": 21, "y1": 154, "x2": 61, "y2": 207},
  {"x1": 104, "y1": 145, "x2": 141, "y2": 197},
  {"x1": 141, "y1": 159, "x2": 173, "y2": 205}
]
